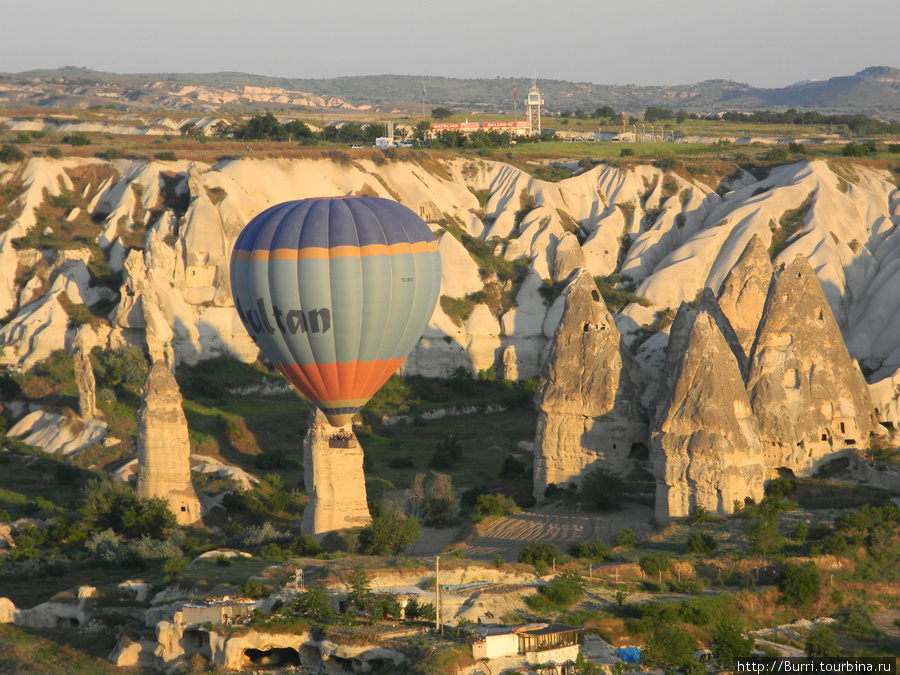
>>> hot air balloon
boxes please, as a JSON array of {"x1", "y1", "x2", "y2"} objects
[{"x1": 230, "y1": 196, "x2": 441, "y2": 427}]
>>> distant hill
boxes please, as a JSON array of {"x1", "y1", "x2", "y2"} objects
[{"x1": 6, "y1": 66, "x2": 900, "y2": 117}]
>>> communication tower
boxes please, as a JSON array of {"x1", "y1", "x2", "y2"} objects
[{"x1": 525, "y1": 77, "x2": 544, "y2": 137}]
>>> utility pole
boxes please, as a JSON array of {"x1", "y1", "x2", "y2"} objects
[{"x1": 435, "y1": 556, "x2": 442, "y2": 635}]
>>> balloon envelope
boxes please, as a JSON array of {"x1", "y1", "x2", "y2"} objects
[{"x1": 230, "y1": 196, "x2": 441, "y2": 426}]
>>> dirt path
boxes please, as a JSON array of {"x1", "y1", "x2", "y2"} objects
[{"x1": 460, "y1": 502, "x2": 656, "y2": 561}]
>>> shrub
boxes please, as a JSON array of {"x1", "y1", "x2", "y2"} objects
[
  {"x1": 429, "y1": 435, "x2": 462, "y2": 470},
  {"x1": 162, "y1": 554, "x2": 188, "y2": 583},
  {"x1": 640, "y1": 554, "x2": 670, "y2": 577},
  {"x1": 155, "y1": 151, "x2": 177, "y2": 161},
  {"x1": 620, "y1": 148, "x2": 634, "y2": 157},
  {"x1": 92, "y1": 345, "x2": 149, "y2": 389},
  {"x1": 765, "y1": 147, "x2": 791, "y2": 162},
  {"x1": 805, "y1": 624, "x2": 839, "y2": 657},
  {"x1": 0, "y1": 144, "x2": 26, "y2": 163},
  {"x1": 498, "y1": 456, "x2": 528, "y2": 480},
  {"x1": 473, "y1": 493, "x2": 519, "y2": 521},
  {"x1": 779, "y1": 562, "x2": 822, "y2": 605},
  {"x1": 63, "y1": 132, "x2": 90, "y2": 146},
  {"x1": 688, "y1": 505, "x2": 710, "y2": 525},
  {"x1": 537, "y1": 569, "x2": 585, "y2": 608},
  {"x1": 46, "y1": 146, "x2": 62, "y2": 159},
  {"x1": 686, "y1": 531, "x2": 717, "y2": 555},
  {"x1": 612, "y1": 528, "x2": 638, "y2": 549},
  {"x1": 518, "y1": 542, "x2": 561, "y2": 567},
  {"x1": 569, "y1": 540, "x2": 613, "y2": 562}
]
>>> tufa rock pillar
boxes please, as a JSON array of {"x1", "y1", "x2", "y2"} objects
[
  {"x1": 73, "y1": 346, "x2": 97, "y2": 421},
  {"x1": 300, "y1": 409, "x2": 371, "y2": 537},
  {"x1": 651, "y1": 310, "x2": 767, "y2": 520},
  {"x1": 747, "y1": 255, "x2": 880, "y2": 476},
  {"x1": 136, "y1": 361, "x2": 202, "y2": 525},
  {"x1": 532, "y1": 272, "x2": 643, "y2": 498}
]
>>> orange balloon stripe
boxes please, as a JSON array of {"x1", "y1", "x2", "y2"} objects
[
  {"x1": 277, "y1": 358, "x2": 406, "y2": 403},
  {"x1": 234, "y1": 240, "x2": 438, "y2": 262}
]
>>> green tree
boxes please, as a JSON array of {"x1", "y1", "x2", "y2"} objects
[
  {"x1": 580, "y1": 466, "x2": 623, "y2": 510},
  {"x1": 358, "y1": 501, "x2": 421, "y2": 555},
  {"x1": 290, "y1": 585, "x2": 335, "y2": 622},
  {"x1": 429, "y1": 435, "x2": 462, "y2": 469},
  {"x1": 346, "y1": 567, "x2": 373, "y2": 614},
  {"x1": 712, "y1": 619, "x2": 755, "y2": 669},
  {"x1": 748, "y1": 515, "x2": 784, "y2": 555},
  {"x1": 779, "y1": 561, "x2": 822, "y2": 605},
  {"x1": 805, "y1": 624, "x2": 840, "y2": 657},
  {"x1": 431, "y1": 107, "x2": 452, "y2": 120},
  {"x1": 642, "y1": 624, "x2": 698, "y2": 673},
  {"x1": 81, "y1": 479, "x2": 176, "y2": 540}
]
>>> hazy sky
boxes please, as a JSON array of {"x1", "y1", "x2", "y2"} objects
[{"x1": 3, "y1": 0, "x2": 898, "y2": 89}]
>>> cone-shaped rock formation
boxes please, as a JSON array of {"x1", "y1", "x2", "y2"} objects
[
  {"x1": 533, "y1": 272, "x2": 643, "y2": 497},
  {"x1": 747, "y1": 256, "x2": 879, "y2": 475},
  {"x1": 652, "y1": 311, "x2": 767, "y2": 519},
  {"x1": 716, "y1": 234, "x2": 773, "y2": 360}
]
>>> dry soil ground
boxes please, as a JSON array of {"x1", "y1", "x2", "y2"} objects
[{"x1": 406, "y1": 502, "x2": 656, "y2": 561}]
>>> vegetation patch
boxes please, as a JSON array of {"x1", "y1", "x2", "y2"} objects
[{"x1": 770, "y1": 192, "x2": 814, "y2": 258}]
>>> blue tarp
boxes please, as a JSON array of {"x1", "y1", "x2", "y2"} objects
[{"x1": 615, "y1": 647, "x2": 642, "y2": 664}]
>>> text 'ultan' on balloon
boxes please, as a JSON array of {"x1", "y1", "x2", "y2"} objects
[{"x1": 230, "y1": 196, "x2": 442, "y2": 427}]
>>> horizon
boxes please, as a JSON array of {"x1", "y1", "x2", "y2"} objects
[
  {"x1": 8, "y1": 64, "x2": 899, "y2": 92},
  {"x1": 4, "y1": 0, "x2": 899, "y2": 90}
]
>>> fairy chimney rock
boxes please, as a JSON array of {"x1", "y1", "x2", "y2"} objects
[
  {"x1": 300, "y1": 409, "x2": 371, "y2": 537},
  {"x1": 136, "y1": 361, "x2": 202, "y2": 525},
  {"x1": 533, "y1": 272, "x2": 643, "y2": 498},
  {"x1": 716, "y1": 234, "x2": 773, "y2": 360},
  {"x1": 747, "y1": 255, "x2": 879, "y2": 475},
  {"x1": 73, "y1": 345, "x2": 97, "y2": 421},
  {"x1": 652, "y1": 311, "x2": 767, "y2": 520}
]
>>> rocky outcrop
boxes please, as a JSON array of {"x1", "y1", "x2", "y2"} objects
[
  {"x1": 300, "y1": 410, "x2": 371, "y2": 537},
  {"x1": 715, "y1": 233, "x2": 773, "y2": 360},
  {"x1": 136, "y1": 361, "x2": 202, "y2": 525},
  {"x1": 11, "y1": 586, "x2": 97, "y2": 630},
  {"x1": 747, "y1": 256, "x2": 880, "y2": 476},
  {"x1": 533, "y1": 272, "x2": 643, "y2": 497},
  {"x1": 652, "y1": 311, "x2": 767, "y2": 519},
  {"x1": 7, "y1": 408, "x2": 107, "y2": 456}
]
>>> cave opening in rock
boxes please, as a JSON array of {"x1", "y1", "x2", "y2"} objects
[{"x1": 244, "y1": 647, "x2": 301, "y2": 668}]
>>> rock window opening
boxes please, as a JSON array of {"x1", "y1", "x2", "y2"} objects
[
  {"x1": 591, "y1": 290, "x2": 600, "y2": 302},
  {"x1": 840, "y1": 422, "x2": 845, "y2": 433},
  {"x1": 583, "y1": 323, "x2": 590, "y2": 332}
]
